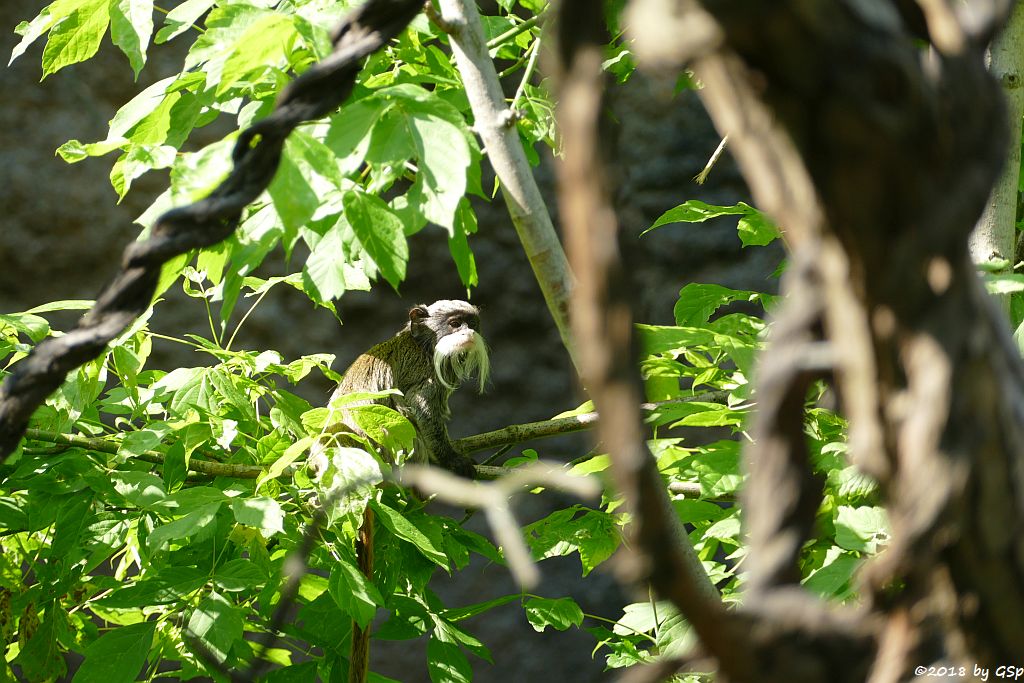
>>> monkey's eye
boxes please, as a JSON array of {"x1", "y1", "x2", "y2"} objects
[{"x1": 449, "y1": 318, "x2": 465, "y2": 330}]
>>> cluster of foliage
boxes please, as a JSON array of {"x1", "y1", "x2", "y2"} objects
[{"x1": 1, "y1": 0, "x2": 890, "y2": 681}]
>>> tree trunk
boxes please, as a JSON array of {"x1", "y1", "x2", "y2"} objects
[
  {"x1": 614, "y1": 1, "x2": 1024, "y2": 679},
  {"x1": 970, "y1": 0, "x2": 1024, "y2": 311}
]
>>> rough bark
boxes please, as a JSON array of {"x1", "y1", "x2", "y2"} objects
[{"x1": 606, "y1": 0, "x2": 1024, "y2": 679}]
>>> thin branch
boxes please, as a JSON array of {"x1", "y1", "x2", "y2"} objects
[
  {"x1": 23, "y1": 428, "x2": 264, "y2": 478},
  {"x1": 486, "y1": 10, "x2": 548, "y2": 50},
  {"x1": 693, "y1": 135, "x2": 728, "y2": 185},
  {"x1": 510, "y1": 36, "x2": 542, "y2": 111},
  {"x1": 453, "y1": 391, "x2": 729, "y2": 453}
]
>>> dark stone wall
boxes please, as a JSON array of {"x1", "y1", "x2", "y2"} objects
[{"x1": 1, "y1": 5, "x2": 776, "y2": 681}]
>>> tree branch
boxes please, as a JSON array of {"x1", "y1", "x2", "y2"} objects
[
  {"x1": 549, "y1": 0, "x2": 737, "y2": 675},
  {"x1": 453, "y1": 391, "x2": 728, "y2": 453},
  {"x1": 435, "y1": 0, "x2": 579, "y2": 370}
]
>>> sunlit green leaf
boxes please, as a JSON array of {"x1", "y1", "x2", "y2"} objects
[
  {"x1": 328, "y1": 556, "x2": 383, "y2": 628},
  {"x1": 187, "y1": 591, "x2": 243, "y2": 664},
  {"x1": 110, "y1": 0, "x2": 153, "y2": 78},
  {"x1": 41, "y1": 0, "x2": 110, "y2": 77},
  {"x1": 523, "y1": 596, "x2": 583, "y2": 632}
]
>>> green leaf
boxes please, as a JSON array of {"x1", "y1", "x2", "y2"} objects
[
  {"x1": 230, "y1": 497, "x2": 285, "y2": 536},
  {"x1": 704, "y1": 513, "x2": 741, "y2": 541},
  {"x1": 347, "y1": 404, "x2": 417, "y2": 453},
  {"x1": 834, "y1": 505, "x2": 889, "y2": 554},
  {"x1": 523, "y1": 507, "x2": 620, "y2": 575},
  {"x1": 328, "y1": 557, "x2": 383, "y2": 628},
  {"x1": 672, "y1": 499, "x2": 725, "y2": 524},
  {"x1": 50, "y1": 494, "x2": 95, "y2": 557},
  {"x1": 0, "y1": 497, "x2": 29, "y2": 531},
  {"x1": 110, "y1": 0, "x2": 153, "y2": 78},
  {"x1": 689, "y1": 441, "x2": 742, "y2": 497},
  {"x1": 444, "y1": 595, "x2": 519, "y2": 622},
  {"x1": 25, "y1": 299, "x2": 94, "y2": 314},
  {"x1": 404, "y1": 110, "x2": 470, "y2": 232},
  {"x1": 258, "y1": 436, "x2": 312, "y2": 491},
  {"x1": 269, "y1": 141, "x2": 320, "y2": 240},
  {"x1": 118, "y1": 425, "x2": 166, "y2": 458},
  {"x1": 148, "y1": 501, "x2": 222, "y2": 549},
  {"x1": 448, "y1": 200, "x2": 478, "y2": 287},
  {"x1": 325, "y1": 98, "x2": 381, "y2": 175},
  {"x1": 218, "y1": 12, "x2": 296, "y2": 95},
  {"x1": 73, "y1": 622, "x2": 155, "y2": 683},
  {"x1": 39, "y1": 0, "x2": 111, "y2": 77},
  {"x1": 212, "y1": 559, "x2": 266, "y2": 592},
  {"x1": 14, "y1": 604, "x2": 66, "y2": 681},
  {"x1": 302, "y1": 224, "x2": 360, "y2": 303},
  {"x1": 187, "y1": 591, "x2": 243, "y2": 664},
  {"x1": 613, "y1": 600, "x2": 676, "y2": 636},
  {"x1": 674, "y1": 283, "x2": 758, "y2": 326},
  {"x1": 523, "y1": 596, "x2": 584, "y2": 632},
  {"x1": 97, "y1": 566, "x2": 207, "y2": 608},
  {"x1": 170, "y1": 367, "x2": 218, "y2": 415},
  {"x1": 984, "y1": 272, "x2": 1024, "y2": 294},
  {"x1": 427, "y1": 637, "x2": 472, "y2": 683},
  {"x1": 110, "y1": 144, "x2": 176, "y2": 200},
  {"x1": 0, "y1": 312, "x2": 50, "y2": 342},
  {"x1": 433, "y1": 618, "x2": 491, "y2": 662},
  {"x1": 112, "y1": 471, "x2": 167, "y2": 508},
  {"x1": 155, "y1": 0, "x2": 214, "y2": 44},
  {"x1": 371, "y1": 501, "x2": 448, "y2": 567},
  {"x1": 57, "y1": 138, "x2": 129, "y2": 162},
  {"x1": 344, "y1": 191, "x2": 408, "y2": 290},
  {"x1": 644, "y1": 200, "x2": 747, "y2": 232},
  {"x1": 10, "y1": 1, "x2": 79, "y2": 66},
  {"x1": 643, "y1": 200, "x2": 779, "y2": 246},
  {"x1": 737, "y1": 211, "x2": 780, "y2": 246},
  {"x1": 637, "y1": 323, "x2": 757, "y2": 378},
  {"x1": 265, "y1": 662, "x2": 319, "y2": 683},
  {"x1": 803, "y1": 548, "x2": 861, "y2": 597}
]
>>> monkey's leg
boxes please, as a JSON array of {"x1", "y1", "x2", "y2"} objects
[{"x1": 348, "y1": 506, "x2": 374, "y2": 683}]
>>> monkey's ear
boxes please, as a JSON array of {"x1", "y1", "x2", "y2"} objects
[{"x1": 409, "y1": 304, "x2": 429, "y2": 323}]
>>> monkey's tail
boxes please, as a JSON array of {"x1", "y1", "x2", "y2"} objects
[{"x1": 348, "y1": 506, "x2": 374, "y2": 683}]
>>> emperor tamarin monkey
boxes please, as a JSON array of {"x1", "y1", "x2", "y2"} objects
[
  {"x1": 310, "y1": 300, "x2": 488, "y2": 683},
  {"x1": 312, "y1": 299, "x2": 489, "y2": 478}
]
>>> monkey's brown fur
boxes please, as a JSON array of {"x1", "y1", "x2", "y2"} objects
[{"x1": 311, "y1": 301, "x2": 488, "y2": 683}]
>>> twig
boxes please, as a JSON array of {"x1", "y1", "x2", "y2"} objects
[
  {"x1": 486, "y1": 10, "x2": 547, "y2": 50},
  {"x1": 693, "y1": 135, "x2": 728, "y2": 184},
  {"x1": 510, "y1": 36, "x2": 542, "y2": 112}
]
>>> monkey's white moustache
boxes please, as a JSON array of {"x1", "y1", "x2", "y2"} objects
[{"x1": 433, "y1": 330, "x2": 489, "y2": 392}]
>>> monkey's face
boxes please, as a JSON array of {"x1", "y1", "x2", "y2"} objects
[{"x1": 411, "y1": 300, "x2": 489, "y2": 393}]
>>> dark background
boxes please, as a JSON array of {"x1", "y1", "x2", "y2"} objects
[{"x1": 0, "y1": 3, "x2": 776, "y2": 680}]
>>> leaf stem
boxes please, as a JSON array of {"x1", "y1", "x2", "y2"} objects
[{"x1": 486, "y1": 11, "x2": 547, "y2": 50}]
